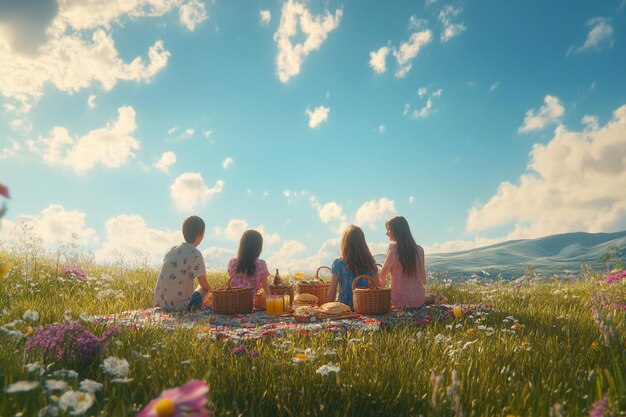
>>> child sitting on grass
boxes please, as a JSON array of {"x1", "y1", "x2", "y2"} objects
[
  {"x1": 326, "y1": 225, "x2": 379, "y2": 310},
  {"x1": 153, "y1": 215, "x2": 211, "y2": 311},
  {"x1": 227, "y1": 230, "x2": 273, "y2": 309}
]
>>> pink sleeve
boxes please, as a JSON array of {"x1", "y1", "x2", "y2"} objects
[
  {"x1": 227, "y1": 258, "x2": 237, "y2": 278},
  {"x1": 256, "y1": 260, "x2": 269, "y2": 283}
]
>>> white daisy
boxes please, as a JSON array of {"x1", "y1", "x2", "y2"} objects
[
  {"x1": 59, "y1": 390, "x2": 94, "y2": 415},
  {"x1": 78, "y1": 379, "x2": 103, "y2": 393},
  {"x1": 45, "y1": 380, "x2": 69, "y2": 392},
  {"x1": 316, "y1": 363, "x2": 340, "y2": 376},
  {"x1": 100, "y1": 357, "x2": 129, "y2": 377},
  {"x1": 5, "y1": 380, "x2": 39, "y2": 393},
  {"x1": 23, "y1": 310, "x2": 40, "y2": 322}
]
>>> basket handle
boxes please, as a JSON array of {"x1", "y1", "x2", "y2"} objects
[
  {"x1": 227, "y1": 274, "x2": 253, "y2": 289},
  {"x1": 351, "y1": 275, "x2": 378, "y2": 290},
  {"x1": 315, "y1": 266, "x2": 331, "y2": 282}
]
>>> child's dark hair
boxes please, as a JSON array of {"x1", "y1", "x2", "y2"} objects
[
  {"x1": 236, "y1": 230, "x2": 263, "y2": 277},
  {"x1": 182, "y1": 216, "x2": 205, "y2": 243},
  {"x1": 341, "y1": 225, "x2": 376, "y2": 275},
  {"x1": 386, "y1": 216, "x2": 419, "y2": 278}
]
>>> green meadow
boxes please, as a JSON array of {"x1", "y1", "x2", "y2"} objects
[{"x1": 1, "y1": 248, "x2": 625, "y2": 417}]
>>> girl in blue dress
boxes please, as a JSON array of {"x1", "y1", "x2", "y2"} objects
[{"x1": 326, "y1": 225, "x2": 379, "y2": 309}]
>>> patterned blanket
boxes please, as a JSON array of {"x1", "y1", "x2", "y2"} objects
[{"x1": 87, "y1": 304, "x2": 492, "y2": 342}]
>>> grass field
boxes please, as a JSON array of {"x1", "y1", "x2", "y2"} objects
[{"x1": 1, "y1": 250, "x2": 625, "y2": 417}]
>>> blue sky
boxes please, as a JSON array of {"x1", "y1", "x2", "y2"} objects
[{"x1": 1, "y1": 0, "x2": 625, "y2": 273}]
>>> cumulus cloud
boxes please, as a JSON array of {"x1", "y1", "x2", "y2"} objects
[
  {"x1": 179, "y1": 0, "x2": 208, "y2": 31},
  {"x1": 170, "y1": 172, "x2": 224, "y2": 212},
  {"x1": 309, "y1": 197, "x2": 346, "y2": 224},
  {"x1": 87, "y1": 95, "x2": 96, "y2": 109},
  {"x1": 214, "y1": 218, "x2": 281, "y2": 245},
  {"x1": 518, "y1": 95, "x2": 565, "y2": 133},
  {"x1": 203, "y1": 246, "x2": 236, "y2": 271},
  {"x1": 0, "y1": 0, "x2": 209, "y2": 112},
  {"x1": 393, "y1": 29, "x2": 433, "y2": 77},
  {"x1": 31, "y1": 106, "x2": 140, "y2": 174},
  {"x1": 0, "y1": 139, "x2": 21, "y2": 159},
  {"x1": 306, "y1": 105, "x2": 330, "y2": 128},
  {"x1": 95, "y1": 214, "x2": 180, "y2": 265},
  {"x1": 572, "y1": 17, "x2": 614, "y2": 53},
  {"x1": 438, "y1": 5, "x2": 466, "y2": 43},
  {"x1": 0, "y1": 204, "x2": 98, "y2": 249},
  {"x1": 283, "y1": 189, "x2": 309, "y2": 205},
  {"x1": 274, "y1": 0, "x2": 342, "y2": 83},
  {"x1": 153, "y1": 151, "x2": 176, "y2": 174},
  {"x1": 222, "y1": 157, "x2": 234, "y2": 170},
  {"x1": 260, "y1": 9, "x2": 271, "y2": 25},
  {"x1": 267, "y1": 237, "x2": 340, "y2": 274},
  {"x1": 354, "y1": 198, "x2": 397, "y2": 229},
  {"x1": 369, "y1": 46, "x2": 389, "y2": 74},
  {"x1": 467, "y1": 103, "x2": 626, "y2": 238}
]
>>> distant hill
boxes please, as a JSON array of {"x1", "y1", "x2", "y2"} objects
[{"x1": 425, "y1": 231, "x2": 626, "y2": 279}]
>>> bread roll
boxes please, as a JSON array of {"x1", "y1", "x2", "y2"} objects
[{"x1": 319, "y1": 302, "x2": 351, "y2": 316}]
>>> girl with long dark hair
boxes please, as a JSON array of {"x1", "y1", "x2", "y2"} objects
[{"x1": 227, "y1": 230, "x2": 272, "y2": 307}]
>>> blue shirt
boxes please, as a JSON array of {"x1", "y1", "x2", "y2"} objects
[{"x1": 331, "y1": 258, "x2": 374, "y2": 308}]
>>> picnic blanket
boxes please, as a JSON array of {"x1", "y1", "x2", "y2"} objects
[{"x1": 86, "y1": 304, "x2": 492, "y2": 342}]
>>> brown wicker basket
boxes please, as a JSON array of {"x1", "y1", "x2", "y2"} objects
[
  {"x1": 211, "y1": 275, "x2": 254, "y2": 314},
  {"x1": 352, "y1": 275, "x2": 391, "y2": 315},
  {"x1": 296, "y1": 266, "x2": 331, "y2": 306}
]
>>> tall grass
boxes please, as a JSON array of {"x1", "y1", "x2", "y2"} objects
[{"x1": 1, "y1": 249, "x2": 625, "y2": 417}]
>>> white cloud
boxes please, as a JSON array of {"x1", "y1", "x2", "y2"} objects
[
  {"x1": 274, "y1": 0, "x2": 342, "y2": 83},
  {"x1": 222, "y1": 157, "x2": 234, "y2": 170},
  {"x1": 376, "y1": 124, "x2": 386, "y2": 134},
  {"x1": 170, "y1": 172, "x2": 224, "y2": 212},
  {"x1": 489, "y1": 81, "x2": 499, "y2": 92},
  {"x1": 518, "y1": 95, "x2": 565, "y2": 133},
  {"x1": 214, "y1": 219, "x2": 281, "y2": 245},
  {"x1": 575, "y1": 17, "x2": 614, "y2": 53},
  {"x1": 153, "y1": 151, "x2": 176, "y2": 174},
  {"x1": 354, "y1": 198, "x2": 397, "y2": 229},
  {"x1": 393, "y1": 29, "x2": 433, "y2": 77},
  {"x1": 202, "y1": 130, "x2": 214, "y2": 139},
  {"x1": 31, "y1": 106, "x2": 140, "y2": 174},
  {"x1": 0, "y1": 0, "x2": 58, "y2": 55},
  {"x1": 0, "y1": 29, "x2": 169, "y2": 112},
  {"x1": 369, "y1": 46, "x2": 389, "y2": 74},
  {"x1": 9, "y1": 118, "x2": 32, "y2": 133},
  {"x1": 273, "y1": 240, "x2": 307, "y2": 259},
  {"x1": 0, "y1": 204, "x2": 98, "y2": 249},
  {"x1": 439, "y1": 5, "x2": 466, "y2": 43},
  {"x1": 0, "y1": 139, "x2": 21, "y2": 159},
  {"x1": 467, "y1": 104, "x2": 626, "y2": 238},
  {"x1": 409, "y1": 196, "x2": 415, "y2": 204},
  {"x1": 87, "y1": 95, "x2": 96, "y2": 109},
  {"x1": 306, "y1": 105, "x2": 330, "y2": 129},
  {"x1": 179, "y1": 0, "x2": 208, "y2": 31},
  {"x1": 203, "y1": 246, "x2": 236, "y2": 271},
  {"x1": 95, "y1": 214, "x2": 180, "y2": 264},
  {"x1": 263, "y1": 191, "x2": 269, "y2": 197},
  {"x1": 412, "y1": 88, "x2": 442, "y2": 118},
  {"x1": 309, "y1": 197, "x2": 345, "y2": 224},
  {"x1": 260, "y1": 10, "x2": 271, "y2": 26},
  {"x1": 283, "y1": 189, "x2": 309, "y2": 205},
  {"x1": 176, "y1": 128, "x2": 195, "y2": 141}
]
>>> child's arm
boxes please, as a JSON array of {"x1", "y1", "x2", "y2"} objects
[
  {"x1": 197, "y1": 275, "x2": 211, "y2": 292},
  {"x1": 371, "y1": 270, "x2": 380, "y2": 288},
  {"x1": 260, "y1": 275, "x2": 272, "y2": 299},
  {"x1": 417, "y1": 246, "x2": 427, "y2": 287},
  {"x1": 326, "y1": 273, "x2": 339, "y2": 302},
  {"x1": 378, "y1": 251, "x2": 393, "y2": 288}
]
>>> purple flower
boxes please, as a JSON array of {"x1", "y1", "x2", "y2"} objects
[
  {"x1": 62, "y1": 267, "x2": 87, "y2": 279},
  {"x1": 137, "y1": 379, "x2": 210, "y2": 417},
  {"x1": 589, "y1": 394, "x2": 608, "y2": 417},
  {"x1": 231, "y1": 345, "x2": 245, "y2": 356},
  {"x1": 25, "y1": 323, "x2": 119, "y2": 366},
  {"x1": 248, "y1": 351, "x2": 259, "y2": 358}
]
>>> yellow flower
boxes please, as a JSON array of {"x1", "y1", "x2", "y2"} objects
[
  {"x1": 591, "y1": 342, "x2": 601, "y2": 351},
  {"x1": 0, "y1": 263, "x2": 10, "y2": 279},
  {"x1": 155, "y1": 398, "x2": 176, "y2": 417},
  {"x1": 521, "y1": 341, "x2": 531, "y2": 351},
  {"x1": 25, "y1": 326, "x2": 33, "y2": 335},
  {"x1": 466, "y1": 328, "x2": 476, "y2": 336},
  {"x1": 453, "y1": 307, "x2": 462, "y2": 320},
  {"x1": 511, "y1": 322, "x2": 522, "y2": 331},
  {"x1": 295, "y1": 353, "x2": 309, "y2": 361}
]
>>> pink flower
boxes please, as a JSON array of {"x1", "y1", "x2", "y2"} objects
[
  {"x1": 606, "y1": 270, "x2": 626, "y2": 284},
  {"x1": 137, "y1": 380, "x2": 210, "y2": 417},
  {"x1": 231, "y1": 345, "x2": 245, "y2": 356}
]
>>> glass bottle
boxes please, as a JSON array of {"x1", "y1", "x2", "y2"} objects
[{"x1": 273, "y1": 269, "x2": 282, "y2": 285}]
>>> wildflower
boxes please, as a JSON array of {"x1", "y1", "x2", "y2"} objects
[
  {"x1": 248, "y1": 351, "x2": 259, "y2": 358},
  {"x1": 591, "y1": 342, "x2": 601, "y2": 352},
  {"x1": 522, "y1": 341, "x2": 531, "y2": 351},
  {"x1": 79, "y1": 379, "x2": 103, "y2": 393},
  {"x1": 96, "y1": 289, "x2": 125, "y2": 300},
  {"x1": 323, "y1": 349, "x2": 337, "y2": 356},
  {"x1": 316, "y1": 363, "x2": 340, "y2": 376},
  {"x1": 511, "y1": 322, "x2": 522, "y2": 331},
  {"x1": 5, "y1": 380, "x2": 39, "y2": 393},
  {"x1": 59, "y1": 390, "x2": 94, "y2": 415},
  {"x1": 53, "y1": 369, "x2": 78, "y2": 379},
  {"x1": 23, "y1": 310, "x2": 40, "y2": 322},
  {"x1": 25, "y1": 326, "x2": 34, "y2": 335},
  {"x1": 0, "y1": 262, "x2": 10, "y2": 278},
  {"x1": 606, "y1": 270, "x2": 626, "y2": 284},
  {"x1": 37, "y1": 405, "x2": 60, "y2": 417},
  {"x1": 466, "y1": 328, "x2": 475, "y2": 337},
  {"x1": 589, "y1": 394, "x2": 608, "y2": 417},
  {"x1": 110, "y1": 378, "x2": 133, "y2": 384},
  {"x1": 62, "y1": 267, "x2": 87, "y2": 279},
  {"x1": 137, "y1": 379, "x2": 210, "y2": 417},
  {"x1": 293, "y1": 353, "x2": 311, "y2": 363},
  {"x1": 101, "y1": 356, "x2": 129, "y2": 377},
  {"x1": 231, "y1": 345, "x2": 245, "y2": 356},
  {"x1": 25, "y1": 362, "x2": 45, "y2": 375},
  {"x1": 453, "y1": 307, "x2": 462, "y2": 320},
  {"x1": 45, "y1": 380, "x2": 69, "y2": 392}
]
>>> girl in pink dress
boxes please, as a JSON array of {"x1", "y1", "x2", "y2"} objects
[
  {"x1": 378, "y1": 216, "x2": 427, "y2": 308},
  {"x1": 227, "y1": 230, "x2": 272, "y2": 308}
]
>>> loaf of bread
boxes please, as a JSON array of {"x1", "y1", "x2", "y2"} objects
[
  {"x1": 318, "y1": 302, "x2": 351, "y2": 316},
  {"x1": 292, "y1": 293, "x2": 319, "y2": 309}
]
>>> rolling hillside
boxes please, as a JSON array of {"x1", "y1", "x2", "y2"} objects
[{"x1": 425, "y1": 231, "x2": 626, "y2": 278}]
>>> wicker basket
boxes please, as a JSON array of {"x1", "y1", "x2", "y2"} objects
[
  {"x1": 352, "y1": 275, "x2": 391, "y2": 315},
  {"x1": 211, "y1": 275, "x2": 254, "y2": 314},
  {"x1": 296, "y1": 266, "x2": 331, "y2": 306}
]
